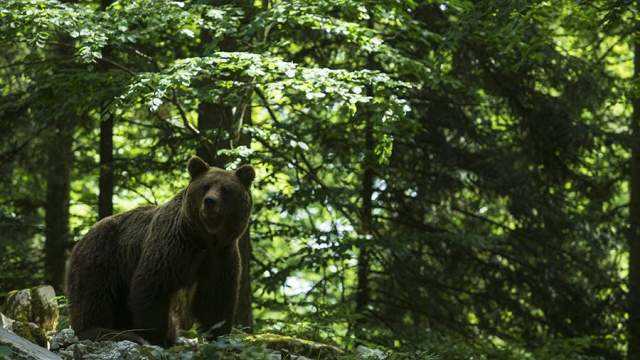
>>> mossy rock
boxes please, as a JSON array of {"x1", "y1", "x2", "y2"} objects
[
  {"x1": 245, "y1": 333, "x2": 343, "y2": 359},
  {"x1": 4, "y1": 286, "x2": 59, "y2": 333},
  {"x1": 9, "y1": 320, "x2": 48, "y2": 348}
]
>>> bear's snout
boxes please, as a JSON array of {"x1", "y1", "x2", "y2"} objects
[
  {"x1": 203, "y1": 195, "x2": 220, "y2": 214},
  {"x1": 204, "y1": 196, "x2": 217, "y2": 207}
]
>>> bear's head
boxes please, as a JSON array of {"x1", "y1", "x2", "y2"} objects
[{"x1": 183, "y1": 155, "x2": 254, "y2": 245}]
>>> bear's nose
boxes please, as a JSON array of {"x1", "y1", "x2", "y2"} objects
[{"x1": 204, "y1": 196, "x2": 217, "y2": 208}]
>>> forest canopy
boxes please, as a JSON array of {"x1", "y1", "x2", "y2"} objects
[{"x1": 0, "y1": 0, "x2": 638, "y2": 358}]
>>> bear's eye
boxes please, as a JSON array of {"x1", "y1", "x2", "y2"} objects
[
  {"x1": 201, "y1": 183, "x2": 210, "y2": 192},
  {"x1": 220, "y1": 185, "x2": 230, "y2": 194}
]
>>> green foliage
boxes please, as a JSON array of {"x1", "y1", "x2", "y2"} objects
[
  {"x1": 0, "y1": 0, "x2": 635, "y2": 358},
  {"x1": 197, "y1": 337, "x2": 276, "y2": 360},
  {"x1": 0, "y1": 345, "x2": 11, "y2": 359},
  {"x1": 121, "y1": 52, "x2": 409, "y2": 114}
]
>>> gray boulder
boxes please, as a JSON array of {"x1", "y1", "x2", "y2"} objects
[{"x1": 3, "y1": 285, "x2": 59, "y2": 333}]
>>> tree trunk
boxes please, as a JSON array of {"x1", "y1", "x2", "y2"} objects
[
  {"x1": 44, "y1": 22, "x2": 76, "y2": 292},
  {"x1": 235, "y1": 110, "x2": 254, "y2": 330},
  {"x1": 355, "y1": 100, "x2": 373, "y2": 321},
  {"x1": 97, "y1": 0, "x2": 114, "y2": 220},
  {"x1": 98, "y1": 114, "x2": 113, "y2": 219},
  {"x1": 197, "y1": 0, "x2": 254, "y2": 330},
  {"x1": 196, "y1": 102, "x2": 233, "y2": 168},
  {"x1": 355, "y1": 13, "x2": 375, "y2": 334},
  {"x1": 628, "y1": 38, "x2": 640, "y2": 360},
  {"x1": 44, "y1": 122, "x2": 73, "y2": 292},
  {"x1": 235, "y1": 107, "x2": 254, "y2": 330},
  {"x1": 235, "y1": 228, "x2": 254, "y2": 329}
]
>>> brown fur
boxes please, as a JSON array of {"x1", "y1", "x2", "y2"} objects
[{"x1": 66, "y1": 156, "x2": 254, "y2": 346}]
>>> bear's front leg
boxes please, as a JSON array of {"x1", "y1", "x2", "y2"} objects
[
  {"x1": 192, "y1": 244, "x2": 241, "y2": 339},
  {"x1": 129, "y1": 271, "x2": 175, "y2": 346}
]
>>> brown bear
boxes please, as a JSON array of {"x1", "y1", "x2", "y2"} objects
[{"x1": 66, "y1": 156, "x2": 254, "y2": 346}]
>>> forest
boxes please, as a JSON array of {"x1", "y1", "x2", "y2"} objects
[{"x1": 0, "y1": 0, "x2": 638, "y2": 359}]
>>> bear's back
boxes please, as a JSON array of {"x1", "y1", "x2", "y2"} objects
[{"x1": 69, "y1": 205, "x2": 158, "y2": 289}]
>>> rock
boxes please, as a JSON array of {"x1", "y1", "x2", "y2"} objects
[
  {"x1": 288, "y1": 355, "x2": 313, "y2": 360},
  {"x1": 1, "y1": 313, "x2": 14, "y2": 329},
  {"x1": 54, "y1": 339, "x2": 189, "y2": 360},
  {"x1": 84, "y1": 340, "x2": 141, "y2": 360},
  {"x1": 1, "y1": 312, "x2": 47, "y2": 348},
  {"x1": 56, "y1": 342, "x2": 87, "y2": 359},
  {"x1": 49, "y1": 328, "x2": 78, "y2": 351},
  {"x1": 140, "y1": 344, "x2": 172, "y2": 359},
  {"x1": 0, "y1": 327, "x2": 60, "y2": 360},
  {"x1": 10, "y1": 321, "x2": 47, "y2": 348},
  {"x1": 356, "y1": 345, "x2": 387, "y2": 359},
  {"x1": 45, "y1": 330, "x2": 349, "y2": 360},
  {"x1": 3, "y1": 286, "x2": 59, "y2": 333},
  {"x1": 3, "y1": 289, "x2": 31, "y2": 322},
  {"x1": 57, "y1": 340, "x2": 142, "y2": 360},
  {"x1": 175, "y1": 336, "x2": 198, "y2": 346},
  {"x1": 59, "y1": 341, "x2": 88, "y2": 359}
]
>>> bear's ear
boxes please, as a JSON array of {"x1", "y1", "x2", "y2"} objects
[
  {"x1": 188, "y1": 156, "x2": 210, "y2": 179},
  {"x1": 235, "y1": 165, "x2": 255, "y2": 188}
]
